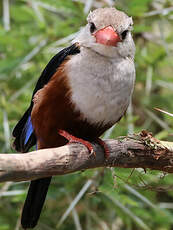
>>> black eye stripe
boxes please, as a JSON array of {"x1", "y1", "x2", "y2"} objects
[
  {"x1": 90, "y1": 22, "x2": 96, "y2": 33},
  {"x1": 121, "y1": 30, "x2": 128, "y2": 40}
]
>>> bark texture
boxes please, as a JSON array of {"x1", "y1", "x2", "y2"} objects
[{"x1": 1, "y1": 131, "x2": 173, "y2": 183}]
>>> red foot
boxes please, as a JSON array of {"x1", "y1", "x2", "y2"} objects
[
  {"x1": 96, "y1": 138, "x2": 110, "y2": 158},
  {"x1": 58, "y1": 130, "x2": 95, "y2": 155}
]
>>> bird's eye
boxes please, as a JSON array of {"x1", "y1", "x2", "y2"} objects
[
  {"x1": 121, "y1": 30, "x2": 128, "y2": 40},
  {"x1": 90, "y1": 22, "x2": 96, "y2": 33}
]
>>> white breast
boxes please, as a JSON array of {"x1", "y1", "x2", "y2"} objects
[{"x1": 66, "y1": 47, "x2": 135, "y2": 126}]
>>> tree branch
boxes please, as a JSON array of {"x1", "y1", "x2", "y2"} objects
[{"x1": 1, "y1": 131, "x2": 173, "y2": 183}]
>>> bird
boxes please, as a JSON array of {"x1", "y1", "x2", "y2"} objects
[{"x1": 12, "y1": 7, "x2": 136, "y2": 229}]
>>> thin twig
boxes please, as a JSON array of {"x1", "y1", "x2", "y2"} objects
[
  {"x1": 155, "y1": 108, "x2": 173, "y2": 118},
  {"x1": 103, "y1": 192, "x2": 150, "y2": 230},
  {"x1": 3, "y1": 0, "x2": 10, "y2": 31},
  {"x1": 84, "y1": 0, "x2": 94, "y2": 14},
  {"x1": 156, "y1": 80, "x2": 173, "y2": 92},
  {"x1": 0, "y1": 181, "x2": 13, "y2": 197},
  {"x1": 145, "y1": 109, "x2": 170, "y2": 130},
  {"x1": 57, "y1": 179, "x2": 94, "y2": 228},
  {"x1": 66, "y1": 193, "x2": 82, "y2": 230},
  {"x1": 144, "y1": 7, "x2": 173, "y2": 17},
  {"x1": 127, "y1": 100, "x2": 134, "y2": 135},
  {"x1": 31, "y1": 1, "x2": 45, "y2": 23},
  {"x1": 145, "y1": 66, "x2": 153, "y2": 96},
  {"x1": 2, "y1": 110, "x2": 10, "y2": 150},
  {"x1": 19, "y1": 39, "x2": 48, "y2": 67}
]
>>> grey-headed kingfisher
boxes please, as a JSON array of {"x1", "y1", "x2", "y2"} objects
[{"x1": 13, "y1": 7, "x2": 136, "y2": 229}]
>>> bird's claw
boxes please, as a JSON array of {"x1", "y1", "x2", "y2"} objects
[{"x1": 58, "y1": 129, "x2": 96, "y2": 156}]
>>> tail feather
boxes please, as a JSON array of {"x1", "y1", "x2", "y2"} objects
[
  {"x1": 13, "y1": 108, "x2": 50, "y2": 229},
  {"x1": 21, "y1": 177, "x2": 52, "y2": 229}
]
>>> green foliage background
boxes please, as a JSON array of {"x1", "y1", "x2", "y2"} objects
[{"x1": 0, "y1": 0, "x2": 173, "y2": 229}]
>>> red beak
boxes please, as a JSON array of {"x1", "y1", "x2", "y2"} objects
[{"x1": 93, "y1": 26, "x2": 121, "y2": 47}]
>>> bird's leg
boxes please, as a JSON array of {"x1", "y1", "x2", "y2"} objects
[
  {"x1": 96, "y1": 138, "x2": 110, "y2": 158},
  {"x1": 58, "y1": 130, "x2": 110, "y2": 158},
  {"x1": 58, "y1": 130, "x2": 95, "y2": 155}
]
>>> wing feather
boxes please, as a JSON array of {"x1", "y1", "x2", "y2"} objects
[{"x1": 12, "y1": 43, "x2": 80, "y2": 152}]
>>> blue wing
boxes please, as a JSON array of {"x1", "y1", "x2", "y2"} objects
[{"x1": 24, "y1": 116, "x2": 33, "y2": 145}]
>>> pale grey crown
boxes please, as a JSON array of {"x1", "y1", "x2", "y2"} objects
[
  {"x1": 73, "y1": 7, "x2": 135, "y2": 59},
  {"x1": 87, "y1": 7, "x2": 133, "y2": 35}
]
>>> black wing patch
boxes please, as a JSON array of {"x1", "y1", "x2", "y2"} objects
[{"x1": 12, "y1": 43, "x2": 80, "y2": 152}]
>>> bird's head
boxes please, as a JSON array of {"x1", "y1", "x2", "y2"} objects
[{"x1": 73, "y1": 7, "x2": 135, "y2": 59}]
